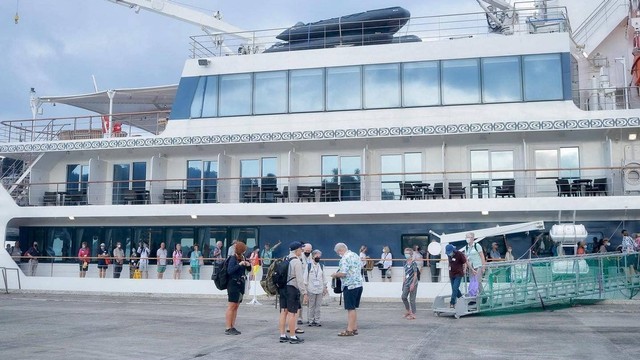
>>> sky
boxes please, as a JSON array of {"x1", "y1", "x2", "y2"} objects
[{"x1": 0, "y1": 0, "x2": 481, "y2": 120}]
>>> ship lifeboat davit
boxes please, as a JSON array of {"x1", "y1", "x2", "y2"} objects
[{"x1": 549, "y1": 224, "x2": 588, "y2": 244}]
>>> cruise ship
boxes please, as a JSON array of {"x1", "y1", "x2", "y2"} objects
[{"x1": 1, "y1": 0, "x2": 639, "y2": 297}]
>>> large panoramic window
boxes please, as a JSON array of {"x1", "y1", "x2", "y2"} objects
[
  {"x1": 327, "y1": 66, "x2": 362, "y2": 110},
  {"x1": 364, "y1": 63, "x2": 400, "y2": 109},
  {"x1": 402, "y1": 61, "x2": 440, "y2": 106},
  {"x1": 442, "y1": 58, "x2": 480, "y2": 105},
  {"x1": 482, "y1": 56, "x2": 522, "y2": 103},
  {"x1": 254, "y1": 71, "x2": 287, "y2": 114},
  {"x1": 290, "y1": 68, "x2": 324, "y2": 112},
  {"x1": 219, "y1": 73, "x2": 252, "y2": 116},
  {"x1": 523, "y1": 54, "x2": 563, "y2": 101}
]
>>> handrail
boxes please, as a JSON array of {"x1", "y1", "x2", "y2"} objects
[{"x1": 1, "y1": 267, "x2": 21, "y2": 293}]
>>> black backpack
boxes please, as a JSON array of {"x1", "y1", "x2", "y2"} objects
[
  {"x1": 272, "y1": 257, "x2": 292, "y2": 290},
  {"x1": 213, "y1": 256, "x2": 231, "y2": 290},
  {"x1": 331, "y1": 276, "x2": 342, "y2": 294}
]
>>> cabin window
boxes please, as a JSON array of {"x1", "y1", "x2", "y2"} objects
[
  {"x1": 326, "y1": 66, "x2": 362, "y2": 110},
  {"x1": 254, "y1": 71, "x2": 287, "y2": 115},
  {"x1": 112, "y1": 162, "x2": 147, "y2": 205},
  {"x1": 219, "y1": 73, "x2": 252, "y2": 116},
  {"x1": 402, "y1": 61, "x2": 440, "y2": 107},
  {"x1": 240, "y1": 157, "x2": 278, "y2": 202},
  {"x1": 290, "y1": 68, "x2": 325, "y2": 113},
  {"x1": 470, "y1": 150, "x2": 514, "y2": 197},
  {"x1": 481, "y1": 56, "x2": 522, "y2": 103},
  {"x1": 321, "y1": 155, "x2": 361, "y2": 201},
  {"x1": 441, "y1": 58, "x2": 481, "y2": 105},
  {"x1": 380, "y1": 152, "x2": 422, "y2": 200},
  {"x1": 523, "y1": 54, "x2": 563, "y2": 101},
  {"x1": 534, "y1": 147, "x2": 580, "y2": 195},
  {"x1": 364, "y1": 63, "x2": 400, "y2": 109},
  {"x1": 187, "y1": 160, "x2": 218, "y2": 203},
  {"x1": 66, "y1": 164, "x2": 89, "y2": 192}
]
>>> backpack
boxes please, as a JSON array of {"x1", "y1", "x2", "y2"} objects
[
  {"x1": 213, "y1": 256, "x2": 231, "y2": 290},
  {"x1": 260, "y1": 257, "x2": 291, "y2": 296},
  {"x1": 331, "y1": 276, "x2": 342, "y2": 294}
]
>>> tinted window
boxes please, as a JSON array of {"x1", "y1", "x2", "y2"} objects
[
  {"x1": 201, "y1": 76, "x2": 219, "y2": 117},
  {"x1": 254, "y1": 71, "x2": 287, "y2": 115},
  {"x1": 364, "y1": 63, "x2": 400, "y2": 109},
  {"x1": 523, "y1": 54, "x2": 563, "y2": 101},
  {"x1": 219, "y1": 73, "x2": 252, "y2": 116},
  {"x1": 402, "y1": 61, "x2": 440, "y2": 106},
  {"x1": 290, "y1": 68, "x2": 324, "y2": 112},
  {"x1": 442, "y1": 59, "x2": 480, "y2": 105},
  {"x1": 327, "y1": 66, "x2": 361, "y2": 110},
  {"x1": 482, "y1": 56, "x2": 522, "y2": 103}
]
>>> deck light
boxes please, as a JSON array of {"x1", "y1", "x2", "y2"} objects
[
  {"x1": 191, "y1": 214, "x2": 198, "y2": 219},
  {"x1": 328, "y1": 213, "x2": 336, "y2": 218},
  {"x1": 481, "y1": 210, "x2": 489, "y2": 216},
  {"x1": 197, "y1": 59, "x2": 210, "y2": 66},
  {"x1": 629, "y1": 134, "x2": 637, "y2": 141},
  {"x1": 68, "y1": 216, "x2": 75, "y2": 220}
]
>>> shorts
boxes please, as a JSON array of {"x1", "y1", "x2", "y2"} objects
[
  {"x1": 381, "y1": 268, "x2": 391, "y2": 278},
  {"x1": 279, "y1": 285, "x2": 301, "y2": 313},
  {"x1": 227, "y1": 277, "x2": 245, "y2": 303},
  {"x1": 157, "y1": 265, "x2": 166, "y2": 273},
  {"x1": 139, "y1": 262, "x2": 149, "y2": 271},
  {"x1": 343, "y1": 286, "x2": 363, "y2": 310},
  {"x1": 98, "y1": 264, "x2": 108, "y2": 269},
  {"x1": 79, "y1": 263, "x2": 89, "y2": 271}
]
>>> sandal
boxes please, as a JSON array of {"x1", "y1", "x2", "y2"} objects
[
  {"x1": 407, "y1": 315, "x2": 416, "y2": 320},
  {"x1": 295, "y1": 328, "x2": 305, "y2": 334},
  {"x1": 338, "y1": 330, "x2": 355, "y2": 337},
  {"x1": 353, "y1": 329, "x2": 358, "y2": 335}
]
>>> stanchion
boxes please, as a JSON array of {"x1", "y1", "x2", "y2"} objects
[{"x1": 248, "y1": 265, "x2": 262, "y2": 305}]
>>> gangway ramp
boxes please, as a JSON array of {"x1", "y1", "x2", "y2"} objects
[{"x1": 433, "y1": 252, "x2": 640, "y2": 318}]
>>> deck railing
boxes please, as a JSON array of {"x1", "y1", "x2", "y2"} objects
[{"x1": 6, "y1": 165, "x2": 635, "y2": 207}]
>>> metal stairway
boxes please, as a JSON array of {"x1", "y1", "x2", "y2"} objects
[
  {"x1": 433, "y1": 252, "x2": 640, "y2": 318},
  {"x1": 1, "y1": 152, "x2": 44, "y2": 206}
]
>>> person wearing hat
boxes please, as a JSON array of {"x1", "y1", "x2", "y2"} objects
[
  {"x1": 446, "y1": 244, "x2": 471, "y2": 309},
  {"x1": 25, "y1": 241, "x2": 41, "y2": 276},
  {"x1": 278, "y1": 241, "x2": 307, "y2": 344},
  {"x1": 489, "y1": 242, "x2": 501, "y2": 261},
  {"x1": 97, "y1": 243, "x2": 109, "y2": 278}
]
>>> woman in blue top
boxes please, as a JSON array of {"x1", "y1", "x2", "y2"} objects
[
  {"x1": 401, "y1": 248, "x2": 419, "y2": 319},
  {"x1": 189, "y1": 244, "x2": 203, "y2": 280},
  {"x1": 225, "y1": 241, "x2": 251, "y2": 335}
]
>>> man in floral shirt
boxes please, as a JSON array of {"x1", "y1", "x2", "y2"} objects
[{"x1": 331, "y1": 242, "x2": 363, "y2": 337}]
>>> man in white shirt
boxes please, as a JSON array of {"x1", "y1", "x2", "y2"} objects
[{"x1": 156, "y1": 242, "x2": 168, "y2": 279}]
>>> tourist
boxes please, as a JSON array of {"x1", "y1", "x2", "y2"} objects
[
  {"x1": 155, "y1": 242, "x2": 167, "y2": 279},
  {"x1": 248, "y1": 246, "x2": 260, "y2": 282},
  {"x1": 25, "y1": 241, "x2": 40, "y2": 276},
  {"x1": 97, "y1": 243, "x2": 109, "y2": 278},
  {"x1": 591, "y1": 237, "x2": 600, "y2": 253},
  {"x1": 378, "y1": 245, "x2": 393, "y2": 282},
  {"x1": 576, "y1": 241, "x2": 586, "y2": 256},
  {"x1": 298, "y1": 242, "x2": 313, "y2": 325},
  {"x1": 413, "y1": 245, "x2": 424, "y2": 281},
  {"x1": 190, "y1": 244, "x2": 203, "y2": 280},
  {"x1": 173, "y1": 243, "x2": 183, "y2": 279},
  {"x1": 331, "y1": 242, "x2": 363, "y2": 337},
  {"x1": 462, "y1": 232, "x2": 486, "y2": 294},
  {"x1": 10, "y1": 240, "x2": 22, "y2": 264},
  {"x1": 113, "y1": 242, "x2": 125, "y2": 278},
  {"x1": 224, "y1": 241, "x2": 251, "y2": 335},
  {"x1": 305, "y1": 249, "x2": 327, "y2": 326},
  {"x1": 211, "y1": 241, "x2": 224, "y2": 278},
  {"x1": 129, "y1": 248, "x2": 139, "y2": 278},
  {"x1": 227, "y1": 239, "x2": 237, "y2": 257},
  {"x1": 137, "y1": 242, "x2": 150, "y2": 279},
  {"x1": 446, "y1": 244, "x2": 470, "y2": 309},
  {"x1": 599, "y1": 238, "x2": 610, "y2": 253},
  {"x1": 504, "y1": 245, "x2": 515, "y2": 282},
  {"x1": 359, "y1": 245, "x2": 369, "y2": 282},
  {"x1": 5, "y1": 243, "x2": 10, "y2": 253},
  {"x1": 278, "y1": 241, "x2": 306, "y2": 344},
  {"x1": 401, "y1": 248, "x2": 419, "y2": 320},
  {"x1": 261, "y1": 240, "x2": 281, "y2": 278},
  {"x1": 621, "y1": 230, "x2": 637, "y2": 276},
  {"x1": 635, "y1": 233, "x2": 640, "y2": 251},
  {"x1": 78, "y1": 241, "x2": 90, "y2": 278},
  {"x1": 489, "y1": 242, "x2": 501, "y2": 260}
]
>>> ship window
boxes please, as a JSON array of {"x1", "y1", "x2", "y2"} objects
[
  {"x1": 190, "y1": 77, "x2": 206, "y2": 118},
  {"x1": 442, "y1": 58, "x2": 481, "y2": 105},
  {"x1": 327, "y1": 66, "x2": 362, "y2": 111},
  {"x1": 402, "y1": 61, "x2": 440, "y2": 107},
  {"x1": 290, "y1": 68, "x2": 324, "y2": 112},
  {"x1": 364, "y1": 63, "x2": 400, "y2": 109},
  {"x1": 523, "y1": 54, "x2": 563, "y2": 101},
  {"x1": 380, "y1": 152, "x2": 422, "y2": 200},
  {"x1": 470, "y1": 150, "x2": 514, "y2": 197},
  {"x1": 534, "y1": 147, "x2": 580, "y2": 195},
  {"x1": 240, "y1": 157, "x2": 278, "y2": 202},
  {"x1": 201, "y1": 76, "x2": 219, "y2": 118},
  {"x1": 481, "y1": 56, "x2": 522, "y2": 103},
  {"x1": 219, "y1": 73, "x2": 252, "y2": 116},
  {"x1": 254, "y1": 71, "x2": 287, "y2": 115},
  {"x1": 187, "y1": 160, "x2": 218, "y2": 203},
  {"x1": 66, "y1": 164, "x2": 89, "y2": 192},
  {"x1": 321, "y1": 155, "x2": 361, "y2": 201}
]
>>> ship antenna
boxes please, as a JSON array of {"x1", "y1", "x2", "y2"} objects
[{"x1": 14, "y1": 0, "x2": 20, "y2": 24}]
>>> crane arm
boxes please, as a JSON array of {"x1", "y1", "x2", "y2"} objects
[
  {"x1": 105, "y1": 0, "x2": 250, "y2": 41},
  {"x1": 429, "y1": 221, "x2": 545, "y2": 246}
]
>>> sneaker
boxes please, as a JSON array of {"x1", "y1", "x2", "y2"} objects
[
  {"x1": 295, "y1": 328, "x2": 305, "y2": 334},
  {"x1": 310, "y1": 321, "x2": 318, "y2": 327},
  {"x1": 297, "y1": 319, "x2": 303, "y2": 325},
  {"x1": 308, "y1": 322, "x2": 314, "y2": 326},
  {"x1": 229, "y1": 327, "x2": 241, "y2": 335},
  {"x1": 289, "y1": 336, "x2": 304, "y2": 344},
  {"x1": 279, "y1": 335, "x2": 289, "y2": 343},
  {"x1": 224, "y1": 328, "x2": 232, "y2": 335}
]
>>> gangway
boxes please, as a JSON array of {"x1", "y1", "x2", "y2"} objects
[{"x1": 433, "y1": 252, "x2": 640, "y2": 318}]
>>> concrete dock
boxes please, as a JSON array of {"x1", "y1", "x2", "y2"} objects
[{"x1": 0, "y1": 292, "x2": 638, "y2": 359}]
